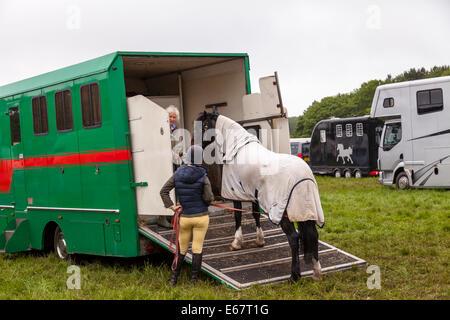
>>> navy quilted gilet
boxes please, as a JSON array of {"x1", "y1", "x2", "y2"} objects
[{"x1": 174, "y1": 165, "x2": 208, "y2": 215}]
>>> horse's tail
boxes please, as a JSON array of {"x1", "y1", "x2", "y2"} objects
[
  {"x1": 286, "y1": 179, "x2": 324, "y2": 264},
  {"x1": 285, "y1": 179, "x2": 324, "y2": 226}
]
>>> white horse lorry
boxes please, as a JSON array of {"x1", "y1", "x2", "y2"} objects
[{"x1": 370, "y1": 76, "x2": 450, "y2": 189}]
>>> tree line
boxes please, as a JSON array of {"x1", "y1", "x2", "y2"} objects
[{"x1": 291, "y1": 66, "x2": 450, "y2": 138}]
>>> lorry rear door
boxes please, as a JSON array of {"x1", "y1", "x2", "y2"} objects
[
  {"x1": 127, "y1": 95, "x2": 175, "y2": 217},
  {"x1": 241, "y1": 74, "x2": 290, "y2": 154}
]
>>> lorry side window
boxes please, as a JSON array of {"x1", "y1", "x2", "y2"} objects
[
  {"x1": 383, "y1": 97, "x2": 394, "y2": 108},
  {"x1": 383, "y1": 123, "x2": 402, "y2": 151},
  {"x1": 356, "y1": 123, "x2": 363, "y2": 136},
  {"x1": 336, "y1": 125, "x2": 342, "y2": 137},
  {"x1": 320, "y1": 130, "x2": 326, "y2": 143},
  {"x1": 32, "y1": 95, "x2": 49, "y2": 135},
  {"x1": 81, "y1": 82, "x2": 102, "y2": 128},
  {"x1": 9, "y1": 107, "x2": 21, "y2": 145},
  {"x1": 55, "y1": 89, "x2": 74, "y2": 132},
  {"x1": 346, "y1": 124, "x2": 352, "y2": 137},
  {"x1": 417, "y1": 88, "x2": 443, "y2": 115}
]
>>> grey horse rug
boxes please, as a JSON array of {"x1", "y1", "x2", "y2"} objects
[{"x1": 215, "y1": 115, "x2": 325, "y2": 226}]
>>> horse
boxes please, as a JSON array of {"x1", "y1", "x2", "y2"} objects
[
  {"x1": 200, "y1": 131, "x2": 264, "y2": 251},
  {"x1": 195, "y1": 111, "x2": 325, "y2": 282}
]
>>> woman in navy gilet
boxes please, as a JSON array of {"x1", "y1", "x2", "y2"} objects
[{"x1": 160, "y1": 145, "x2": 214, "y2": 286}]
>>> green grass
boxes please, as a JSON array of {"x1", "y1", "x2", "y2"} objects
[{"x1": 1, "y1": 177, "x2": 449, "y2": 300}]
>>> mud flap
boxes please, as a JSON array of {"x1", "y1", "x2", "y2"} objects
[
  {"x1": 5, "y1": 219, "x2": 31, "y2": 253},
  {"x1": 0, "y1": 231, "x2": 5, "y2": 250}
]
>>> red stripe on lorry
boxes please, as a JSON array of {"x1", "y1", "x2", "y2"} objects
[{"x1": 0, "y1": 149, "x2": 131, "y2": 193}]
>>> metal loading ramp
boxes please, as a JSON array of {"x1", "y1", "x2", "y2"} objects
[{"x1": 139, "y1": 204, "x2": 366, "y2": 290}]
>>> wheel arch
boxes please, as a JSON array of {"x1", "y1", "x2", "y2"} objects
[
  {"x1": 42, "y1": 221, "x2": 61, "y2": 252},
  {"x1": 393, "y1": 166, "x2": 407, "y2": 185},
  {"x1": 333, "y1": 168, "x2": 342, "y2": 177}
]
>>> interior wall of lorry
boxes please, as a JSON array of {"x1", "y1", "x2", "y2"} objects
[
  {"x1": 181, "y1": 59, "x2": 247, "y2": 133},
  {"x1": 124, "y1": 77, "x2": 148, "y2": 95},
  {"x1": 145, "y1": 74, "x2": 179, "y2": 96},
  {"x1": 124, "y1": 74, "x2": 179, "y2": 96}
]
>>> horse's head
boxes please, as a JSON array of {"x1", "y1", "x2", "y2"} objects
[{"x1": 196, "y1": 111, "x2": 219, "y2": 149}]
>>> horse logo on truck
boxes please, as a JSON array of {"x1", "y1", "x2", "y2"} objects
[{"x1": 336, "y1": 144, "x2": 353, "y2": 164}]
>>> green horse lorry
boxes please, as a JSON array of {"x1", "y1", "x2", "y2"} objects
[{"x1": 0, "y1": 51, "x2": 290, "y2": 259}]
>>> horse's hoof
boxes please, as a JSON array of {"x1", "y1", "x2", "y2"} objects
[
  {"x1": 288, "y1": 275, "x2": 300, "y2": 284},
  {"x1": 312, "y1": 272, "x2": 323, "y2": 282},
  {"x1": 230, "y1": 237, "x2": 243, "y2": 251},
  {"x1": 256, "y1": 228, "x2": 265, "y2": 247},
  {"x1": 229, "y1": 244, "x2": 241, "y2": 251}
]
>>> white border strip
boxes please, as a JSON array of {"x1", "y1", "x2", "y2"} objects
[{"x1": 27, "y1": 206, "x2": 119, "y2": 214}]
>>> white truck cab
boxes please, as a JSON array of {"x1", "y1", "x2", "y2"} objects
[{"x1": 371, "y1": 76, "x2": 450, "y2": 189}]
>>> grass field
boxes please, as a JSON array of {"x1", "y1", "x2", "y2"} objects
[{"x1": 0, "y1": 177, "x2": 448, "y2": 300}]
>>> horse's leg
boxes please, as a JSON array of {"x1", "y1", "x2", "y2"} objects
[
  {"x1": 230, "y1": 201, "x2": 244, "y2": 251},
  {"x1": 299, "y1": 220, "x2": 322, "y2": 281},
  {"x1": 252, "y1": 202, "x2": 265, "y2": 247},
  {"x1": 280, "y1": 215, "x2": 301, "y2": 283}
]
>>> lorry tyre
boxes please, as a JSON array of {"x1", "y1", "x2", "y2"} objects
[
  {"x1": 334, "y1": 170, "x2": 341, "y2": 178},
  {"x1": 54, "y1": 226, "x2": 71, "y2": 261},
  {"x1": 354, "y1": 170, "x2": 362, "y2": 178},
  {"x1": 396, "y1": 171, "x2": 410, "y2": 190},
  {"x1": 344, "y1": 170, "x2": 352, "y2": 178}
]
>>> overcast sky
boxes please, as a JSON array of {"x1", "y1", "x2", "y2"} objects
[{"x1": 0, "y1": 0, "x2": 449, "y2": 116}]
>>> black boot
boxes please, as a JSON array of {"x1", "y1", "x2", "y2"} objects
[
  {"x1": 170, "y1": 254, "x2": 185, "y2": 287},
  {"x1": 191, "y1": 253, "x2": 203, "y2": 284}
]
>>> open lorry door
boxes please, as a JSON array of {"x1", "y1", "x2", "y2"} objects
[
  {"x1": 127, "y1": 95, "x2": 175, "y2": 217},
  {"x1": 240, "y1": 73, "x2": 290, "y2": 154}
]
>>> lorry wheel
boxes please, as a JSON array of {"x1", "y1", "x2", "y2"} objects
[
  {"x1": 344, "y1": 170, "x2": 352, "y2": 178},
  {"x1": 334, "y1": 170, "x2": 341, "y2": 178},
  {"x1": 354, "y1": 170, "x2": 362, "y2": 178},
  {"x1": 396, "y1": 172, "x2": 410, "y2": 190},
  {"x1": 54, "y1": 226, "x2": 71, "y2": 261}
]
